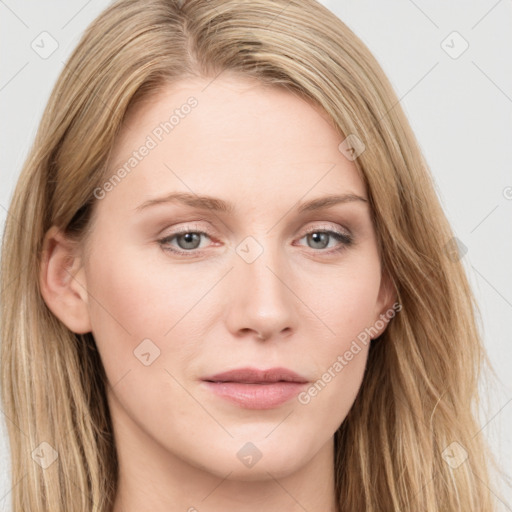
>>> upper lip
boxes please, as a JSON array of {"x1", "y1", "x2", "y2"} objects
[{"x1": 202, "y1": 367, "x2": 308, "y2": 384}]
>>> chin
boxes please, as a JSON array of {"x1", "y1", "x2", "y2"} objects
[
  {"x1": 210, "y1": 457, "x2": 305, "y2": 483},
  {"x1": 230, "y1": 439, "x2": 315, "y2": 480}
]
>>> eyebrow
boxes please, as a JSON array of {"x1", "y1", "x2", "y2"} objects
[{"x1": 134, "y1": 191, "x2": 368, "y2": 214}]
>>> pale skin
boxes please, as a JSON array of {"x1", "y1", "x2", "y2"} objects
[{"x1": 40, "y1": 73, "x2": 396, "y2": 512}]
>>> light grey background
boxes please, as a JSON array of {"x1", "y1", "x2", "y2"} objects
[{"x1": 1, "y1": 1, "x2": 511, "y2": 510}]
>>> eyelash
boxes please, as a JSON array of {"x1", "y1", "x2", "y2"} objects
[{"x1": 157, "y1": 224, "x2": 354, "y2": 258}]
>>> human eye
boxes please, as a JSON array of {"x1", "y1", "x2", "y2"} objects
[
  {"x1": 157, "y1": 224, "x2": 215, "y2": 257},
  {"x1": 156, "y1": 223, "x2": 354, "y2": 258},
  {"x1": 295, "y1": 224, "x2": 354, "y2": 255}
]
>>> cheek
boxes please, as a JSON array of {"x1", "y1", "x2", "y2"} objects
[
  {"x1": 297, "y1": 255, "x2": 381, "y2": 417},
  {"x1": 297, "y1": 295, "x2": 373, "y2": 430},
  {"x1": 83, "y1": 244, "x2": 192, "y2": 377},
  {"x1": 318, "y1": 253, "x2": 383, "y2": 344}
]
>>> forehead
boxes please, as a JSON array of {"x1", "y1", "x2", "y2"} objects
[{"x1": 100, "y1": 75, "x2": 366, "y2": 214}]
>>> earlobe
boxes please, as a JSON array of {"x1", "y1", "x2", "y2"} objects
[{"x1": 39, "y1": 226, "x2": 92, "y2": 334}]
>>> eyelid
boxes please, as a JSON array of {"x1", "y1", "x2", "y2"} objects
[
  {"x1": 300, "y1": 222, "x2": 351, "y2": 237},
  {"x1": 159, "y1": 221, "x2": 350, "y2": 238}
]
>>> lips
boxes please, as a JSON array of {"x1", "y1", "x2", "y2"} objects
[
  {"x1": 201, "y1": 367, "x2": 309, "y2": 409},
  {"x1": 202, "y1": 367, "x2": 308, "y2": 384}
]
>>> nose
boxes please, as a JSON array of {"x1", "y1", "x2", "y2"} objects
[{"x1": 224, "y1": 242, "x2": 298, "y2": 342}]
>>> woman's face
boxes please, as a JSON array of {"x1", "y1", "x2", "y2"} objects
[{"x1": 75, "y1": 74, "x2": 394, "y2": 481}]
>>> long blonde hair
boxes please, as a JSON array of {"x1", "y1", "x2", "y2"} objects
[{"x1": 0, "y1": 0, "x2": 505, "y2": 510}]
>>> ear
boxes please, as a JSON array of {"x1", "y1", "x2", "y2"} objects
[
  {"x1": 39, "y1": 226, "x2": 92, "y2": 334},
  {"x1": 371, "y1": 266, "x2": 399, "y2": 340}
]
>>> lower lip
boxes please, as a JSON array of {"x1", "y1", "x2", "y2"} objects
[{"x1": 202, "y1": 381, "x2": 308, "y2": 409}]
